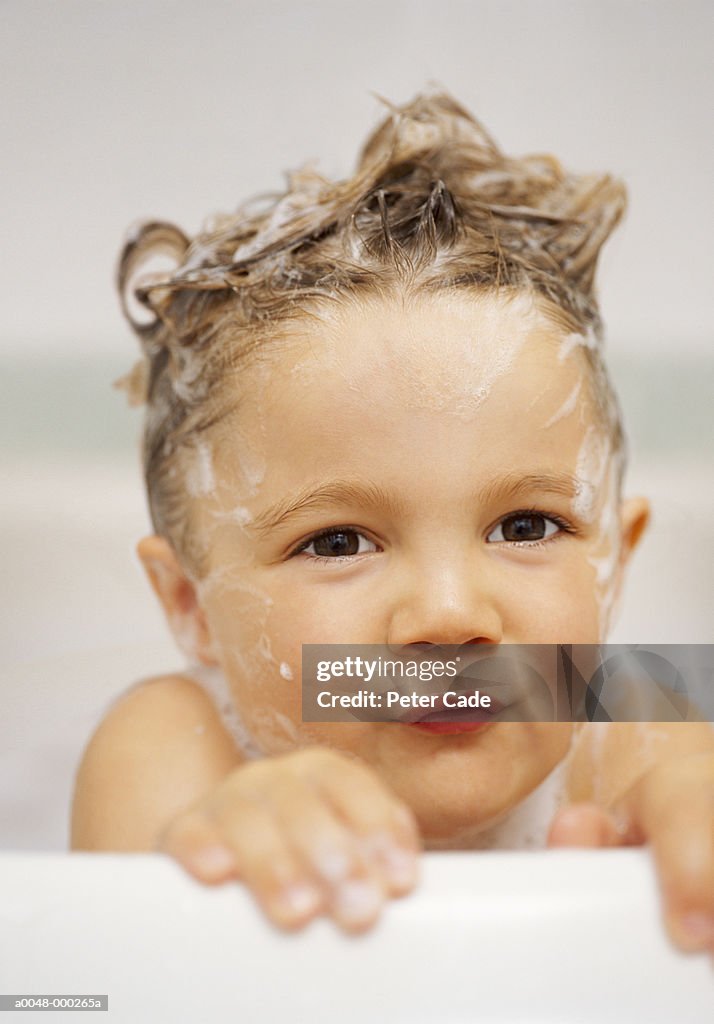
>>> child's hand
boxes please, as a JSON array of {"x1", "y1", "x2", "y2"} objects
[
  {"x1": 548, "y1": 750, "x2": 714, "y2": 954},
  {"x1": 157, "y1": 747, "x2": 420, "y2": 933}
]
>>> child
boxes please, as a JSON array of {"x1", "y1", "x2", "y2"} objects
[{"x1": 71, "y1": 90, "x2": 714, "y2": 950}]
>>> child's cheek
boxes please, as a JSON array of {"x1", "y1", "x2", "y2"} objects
[
  {"x1": 589, "y1": 468, "x2": 625, "y2": 641},
  {"x1": 570, "y1": 428, "x2": 624, "y2": 641},
  {"x1": 198, "y1": 566, "x2": 273, "y2": 657},
  {"x1": 196, "y1": 575, "x2": 313, "y2": 755}
]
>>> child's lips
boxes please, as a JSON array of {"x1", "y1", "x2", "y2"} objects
[
  {"x1": 398, "y1": 691, "x2": 508, "y2": 732},
  {"x1": 407, "y1": 721, "x2": 493, "y2": 735}
]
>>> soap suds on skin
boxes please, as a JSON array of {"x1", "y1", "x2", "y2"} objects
[
  {"x1": 235, "y1": 443, "x2": 266, "y2": 497},
  {"x1": 197, "y1": 571, "x2": 274, "y2": 606},
  {"x1": 587, "y1": 452, "x2": 625, "y2": 640},
  {"x1": 225, "y1": 505, "x2": 253, "y2": 526},
  {"x1": 572, "y1": 426, "x2": 612, "y2": 522},
  {"x1": 186, "y1": 440, "x2": 216, "y2": 498},
  {"x1": 249, "y1": 706, "x2": 302, "y2": 753},
  {"x1": 541, "y1": 378, "x2": 583, "y2": 429},
  {"x1": 193, "y1": 568, "x2": 282, "y2": 692},
  {"x1": 186, "y1": 663, "x2": 304, "y2": 758},
  {"x1": 288, "y1": 291, "x2": 538, "y2": 422},
  {"x1": 258, "y1": 632, "x2": 274, "y2": 661},
  {"x1": 207, "y1": 503, "x2": 255, "y2": 531},
  {"x1": 187, "y1": 663, "x2": 264, "y2": 759},
  {"x1": 557, "y1": 329, "x2": 598, "y2": 363}
]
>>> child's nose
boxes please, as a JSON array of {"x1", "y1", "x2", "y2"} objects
[{"x1": 386, "y1": 562, "x2": 503, "y2": 648}]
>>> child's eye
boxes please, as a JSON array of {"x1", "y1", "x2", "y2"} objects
[
  {"x1": 486, "y1": 510, "x2": 573, "y2": 545},
  {"x1": 293, "y1": 528, "x2": 378, "y2": 560}
]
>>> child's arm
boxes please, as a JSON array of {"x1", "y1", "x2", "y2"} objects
[
  {"x1": 71, "y1": 675, "x2": 420, "y2": 933},
  {"x1": 551, "y1": 721, "x2": 714, "y2": 953},
  {"x1": 71, "y1": 675, "x2": 244, "y2": 850}
]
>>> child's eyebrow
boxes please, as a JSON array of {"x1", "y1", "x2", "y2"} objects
[
  {"x1": 478, "y1": 471, "x2": 579, "y2": 508},
  {"x1": 247, "y1": 472, "x2": 579, "y2": 538},
  {"x1": 247, "y1": 480, "x2": 405, "y2": 537}
]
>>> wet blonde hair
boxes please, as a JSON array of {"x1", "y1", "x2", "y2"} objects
[{"x1": 118, "y1": 88, "x2": 628, "y2": 570}]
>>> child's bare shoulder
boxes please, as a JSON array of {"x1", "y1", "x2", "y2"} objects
[{"x1": 71, "y1": 673, "x2": 243, "y2": 851}]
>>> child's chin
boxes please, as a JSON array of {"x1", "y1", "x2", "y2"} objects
[
  {"x1": 401, "y1": 778, "x2": 525, "y2": 842},
  {"x1": 416, "y1": 804, "x2": 518, "y2": 848}
]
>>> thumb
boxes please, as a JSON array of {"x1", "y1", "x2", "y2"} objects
[{"x1": 547, "y1": 802, "x2": 625, "y2": 848}]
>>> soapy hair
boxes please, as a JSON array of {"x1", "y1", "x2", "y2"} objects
[{"x1": 117, "y1": 88, "x2": 628, "y2": 570}]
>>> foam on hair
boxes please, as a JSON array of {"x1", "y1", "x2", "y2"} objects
[{"x1": 116, "y1": 86, "x2": 628, "y2": 569}]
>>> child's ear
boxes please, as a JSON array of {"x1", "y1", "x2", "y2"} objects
[
  {"x1": 137, "y1": 535, "x2": 217, "y2": 665},
  {"x1": 618, "y1": 496, "x2": 651, "y2": 569}
]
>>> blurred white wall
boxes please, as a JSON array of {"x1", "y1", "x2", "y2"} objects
[{"x1": 1, "y1": 0, "x2": 712, "y2": 357}]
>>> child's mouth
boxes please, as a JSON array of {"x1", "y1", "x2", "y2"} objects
[
  {"x1": 407, "y1": 720, "x2": 494, "y2": 735},
  {"x1": 401, "y1": 691, "x2": 506, "y2": 734}
]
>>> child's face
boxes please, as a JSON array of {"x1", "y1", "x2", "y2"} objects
[{"x1": 146, "y1": 289, "x2": 649, "y2": 842}]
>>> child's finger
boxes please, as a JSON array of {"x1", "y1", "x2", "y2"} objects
[
  {"x1": 159, "y1": 800, "x2": 325, "y2": 931},
  {"x1": 547, "y1": 803, "x2": 621, "y2": 848},
  {"x1": 262, "y1": 773, "x2": 387, "y2": 933},
  {"x1": 613, "y1": 758, "x2": 714, "y2": 952},
  {"x1": 157, "y1": 807, "x2": 238, "y2": 883},
  {"x1": 209, "y1": 793, "x2": 326, "y2": 930},
  {"x1": 310, "y1": 755, "x2": 421, "y2": 894}
]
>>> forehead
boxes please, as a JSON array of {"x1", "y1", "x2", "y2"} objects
[
  {"x1": 260, "y1": 289, "x2": 594, "y2": 423},
  {"x1": 207, "y1": 291, "x2": 604, "y2": 496}
]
